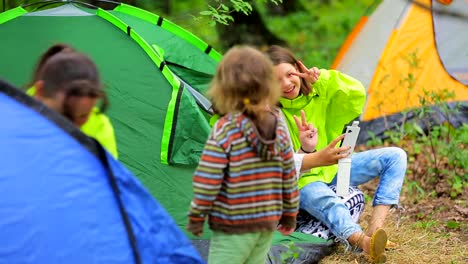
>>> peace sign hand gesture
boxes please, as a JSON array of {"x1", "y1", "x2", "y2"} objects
[
  {"x1": 291, "y1": 61, "x2": 320, "y2": 84},
  {"x1": 293, "y1": 110, "x2": 318, "y2": 153}
]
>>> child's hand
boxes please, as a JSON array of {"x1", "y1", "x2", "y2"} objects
[
  {"x1": 187, "y1": 221, "x2": 204, "y2": 237},
  {"x1": 192, "y1": 231, "x2": 203, "y2": 237},
  {"x1": 300, "y1": 135, "x2": 352, "y2": 170},
  {"x1": 293, "y1": 110, "x2": 318, "y2": 153},
  {"x1": 277, "y1": 224, "x2": 295, "y2": 236},
  {"x1": 291, "y1": 61, "x2": 320, "y2": 84}
]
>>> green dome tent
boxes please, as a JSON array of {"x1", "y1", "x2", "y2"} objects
[
  {"x1": 0, "y1": 0, "x2": 219, "y2": 229},
  {"x1": 0, "y1": 1, "x2": 336, "y2": 262}
]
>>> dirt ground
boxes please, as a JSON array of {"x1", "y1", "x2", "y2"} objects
[
  {"x1": 320, "y1": 143, "x2": 467, "y2": 264},
  {"x1": 320, "y1": 198, "x2": 467, "y2": 263}
]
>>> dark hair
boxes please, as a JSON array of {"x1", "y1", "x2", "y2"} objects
[
  {"x1": 29, "y1": 43, "x2": 74, "y2": 87},
  {"x1": 265, "y1": 45, "x2": 312, "y2": 96},
  {"x1": 37, "y1": 51, "x2": 108, "y2": 112}
]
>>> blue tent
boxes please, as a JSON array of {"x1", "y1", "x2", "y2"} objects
[{"x1": 0, "y1": 79, "x2": 204, "y2": 264}]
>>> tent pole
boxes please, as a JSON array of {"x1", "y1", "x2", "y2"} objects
[{"x1": 22, "y1": 0, "x2": 122, "y2": 10}]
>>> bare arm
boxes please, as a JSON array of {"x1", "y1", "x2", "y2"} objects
[{"x1": 300, "y1": 135, "x2": 350, "y2": 171}]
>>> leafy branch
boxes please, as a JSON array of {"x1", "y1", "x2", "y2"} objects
[{"x1": 199, "y1": 0, "x2": 282, "y2": 26}]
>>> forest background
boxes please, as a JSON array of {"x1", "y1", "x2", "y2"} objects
[{"x1": 1, "y1": 0, "x2": 466, "y2": 263}]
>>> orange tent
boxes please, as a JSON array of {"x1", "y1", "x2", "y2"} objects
[{"x1": 332, "y1": 0, "x2": 467, "y2": 142}]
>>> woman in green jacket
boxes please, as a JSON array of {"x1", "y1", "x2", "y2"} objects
[
  {"x1": 28, "y1": 44, "x2": 118, "y2": 158},
  {"x1": 266, "y1": 45, "x2": 407, "y2": 263}
]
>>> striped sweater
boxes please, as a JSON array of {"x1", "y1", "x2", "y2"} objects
[{"x1": 187, "y1": 112, "x2": 299, "y2": 234}]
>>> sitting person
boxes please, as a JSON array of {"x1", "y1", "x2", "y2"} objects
[
  {"x1": 289, "y1": 111, "x2": 366, "y2": 241},
  {"x1": 266, "y1": 45, "x2": 408, "y2": 263},
  {"x1": 28, "y1": 44, "x2": 118, "y2": 158}
]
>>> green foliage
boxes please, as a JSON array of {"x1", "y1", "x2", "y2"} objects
[
  {"x1": 279, "y1": 241, "x2": 303, "y2": 263},
  {"x1": 414, "y1": 220, "x2": 438, "y2": 230},
  {"x1": 366, "y1": 131, "x2": 383, "y2": 147},
  {"x1": 160, "y1": 0, "x2": 377, "y2": 65},
  {"x1": 446, "y1": 221, "x2": 461, "y2": 229},
  {"x1": 405, "y1": 179, "x2": 426, "y2": 202},
  {"x1": 199, "y1": 0, "x2": 254, "y2": 26},
  {"x1": 200, "y1": 4, "x2": 234, "y2": 26},
  {"x1": 409, "y1": 93, "x2": 466, "y2": 198},
  {"x1": 260, "y1": 0, "x2": 378, "y2": 68},
  {"x1": 197, "y1": 0, "x2": 281, "y2": 26},
  {"x1": 364, "y1": 192, "x2": 373, "y2": 204},
  {"x1": 368, "y1": 49, "x2": 467, "y2": 199}
]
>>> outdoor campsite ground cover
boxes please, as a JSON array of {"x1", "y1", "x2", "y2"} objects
[{"x1": 320, "y1": 142, "x2": 467, "y2": 264}]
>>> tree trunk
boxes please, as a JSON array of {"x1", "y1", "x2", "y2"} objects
[
  {"x1": 4, "y1": 0, "x2": 22, "y2": 11},
  {"x1": 266, "y1": 0, "x2": 305, "y2": 16},
  {"x1": 216, "y1": 2, "x2": 286, "y2": 50},
  {"x1": 156, "y1": 0, "x2": 171, "y2": 15}
]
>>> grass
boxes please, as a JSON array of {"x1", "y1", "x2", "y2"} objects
[{"x1": 321, "y1": 201, "x2": 468, "y2": 263}]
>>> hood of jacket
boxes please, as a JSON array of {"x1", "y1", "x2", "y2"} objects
[{"x1": 231, "y1": 112, "x2": 280, "y2": 161}]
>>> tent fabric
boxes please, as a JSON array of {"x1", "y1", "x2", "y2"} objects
[
  {"x1": 0, "y1": 3, "x2": 214, "y2": 166},
  {"x1": 357, "y1": 101, "x2": 468, "y2": 144},
  {"x1": 332, "y1": 0, "x2": 467, "y2": 144},
  {"x1": 0, "y1": 2, "x2": 213, "y2": 233},
  {"x1": 0, "y1": 79, "x2": 204, "y2": 263},
  {"x1": 433, "y1": 0, "x2": 468, "y2": 84}
]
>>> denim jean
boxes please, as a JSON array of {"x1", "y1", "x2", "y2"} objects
[{"x1": 299, "y1": 147, "x2": 407, "y2": 240}]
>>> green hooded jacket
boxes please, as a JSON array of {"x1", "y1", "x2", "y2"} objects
[
  {"x1": 279, "y1": 69, "x2": 366, "y2": 189},
  {"x1": 26, "y1": 87, "x2": 118, "y2": 158}
]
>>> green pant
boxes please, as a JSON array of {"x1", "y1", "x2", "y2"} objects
[{"x1": 208, "y1": 231, "x2": 274, "y2": 264}]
